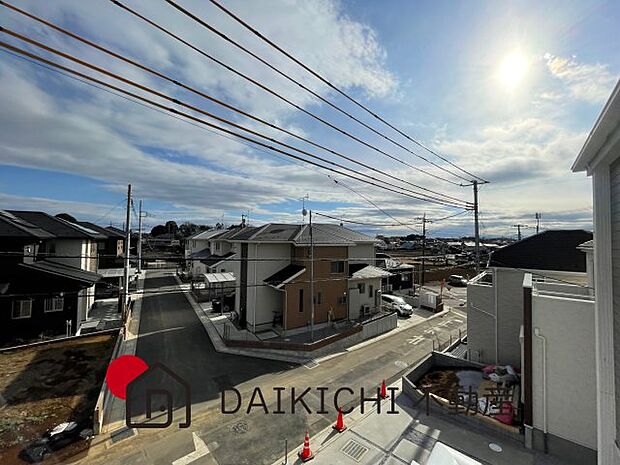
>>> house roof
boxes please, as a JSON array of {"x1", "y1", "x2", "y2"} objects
[
  {"x1": 264, "y1": 264, "x2": 306, "y2": 288},
  {"x1": 202, "y1": 251, "x2": 236, "y2": 267},
  {"x1": 190, "y1": 248, "x2": 212, "y2": 260},
  {"x1": 77, "y1": 221, "x2": 124, "y2": 239},
  {"x1": 18, "y1": 260, "x2": 101, "y2": 285},
  {"x1": 349, "y1": 264, "x2": 392, "y2": 280},
  {"x1": 6, "y1": 211, "x2": 106, "y2": 240},
  {"x1": 204, "y1": 272, "x2": 235, "y2": 284},
  {"x1": 573, "y1": 79, "x2": 620, "y2": 173},
  {"x1": 488, "y1": 230, "x2": 593, "y2": 272},
  {"x1": 190, "y1": 229, "x2": 226, "y2": 240},
  {"x1": 295, "y1": 223, "x2": 376, "y2": 245},
  {"x1": 0, "y1": 210, "x2": 55, "y2": 239},
  {"x1": 105, "y1": 225, "x2": 125, "y2": 236},
  {"x1": 226, "y1": 226, "x2": 261, "y2": 240},
  {"x1": 226, "y1": 223, "x2": 376, "y2": 245}
]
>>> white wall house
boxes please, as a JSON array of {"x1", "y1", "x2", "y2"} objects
[
  {"x1": 522, "y1": 272, "x2": 597, "y2": 464},
  {"x1": 348, "y1": 265, "x2": 391, "y2": 320},
  {"x1": 467, "y1": 230, "x2": 592, "y2": 368},
  {"x1": 572, "y1": 78, "x2": 620, "y2": 465}
]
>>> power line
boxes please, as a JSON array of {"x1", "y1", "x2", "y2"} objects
[
  {"x1": 0, "y1": 39, "x2": 469, "y2": 209},
  {"x1": 0, "y1": 5, "x2": 470, "y2": 206},
  {"x1": 328, "y1": 176, "x2": 421, "y2": 234},
  {"x1": 108, "y1": 0, "x2": 465, "y2": 187},
  {"x1": 313, "y1": 210, "x2": 469, "y2": 227},
  {"x1": 313, "y1": 212, "x2": 420, "y2": 227},
  {"x1": 207, "y1": 0, "x2": 488, "y2": 183},
  {"x1": 164, "y1": 0, "x2": 470, "y2": 184}
]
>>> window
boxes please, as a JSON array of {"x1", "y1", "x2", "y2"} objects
[
  {"x1": 330, "y1": 261, "x2": 345, "y2": 274},
  {"x1": 314, "y1": 292, "x2": 322, "y2": 305},
  {"x1": 299, "y1": 289, "x2": 304, "y2": 312},
  {"x1": 44, "y1": 296, "x2": 64, "y2": 313},
  {"x1": 401, "y1": 273, "x2": 410, "y2": 282},
  {"x1": 12, "y1": 299, "x2": 32, "y2": 319},
  {"x1": 337, "y1": 295, "x2": 347, "y2": 305},
  {"x1": 369, "y1": 285, "x2": 374, "y2": 297},
  {"x1": 215, "y1": 242, "x2": 221, "y2": 252},
  {"x1": 357, "y1": 283, "x2": 366, "y2": 294}
]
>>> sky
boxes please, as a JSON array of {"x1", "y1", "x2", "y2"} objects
[{"x1": 0, "y1": 0, "x2": 618, "y2": 238}]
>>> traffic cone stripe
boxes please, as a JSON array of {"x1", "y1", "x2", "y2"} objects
[{"x1": 298, "y1": 431, "x2": 314, "y2": 462}]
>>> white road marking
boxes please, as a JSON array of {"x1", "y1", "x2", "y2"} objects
[
  {"x1": 172, "y1": 432, "x2": 210, "y2": 465},
  {"x1": 406, "y1": 335, "x2": 425, "y2": 345}
]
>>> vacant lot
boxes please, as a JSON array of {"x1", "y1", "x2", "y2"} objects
[{"x1": 0, "y1": 333, "x2": 117, "y2": 464}]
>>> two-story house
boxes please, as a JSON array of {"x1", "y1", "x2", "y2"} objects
[
  {"x1": 227, "y1": 223, "x2": 379, "y2": 334},
  {"x1": 7, "y1": 211, "x2": 105, "y2": 324},
  {"x1": 0, "y1": 211, "x2": 101, "y2": 346},
  {"x1": 466, "y1": 229, "x2": 592, "y2": 368}
]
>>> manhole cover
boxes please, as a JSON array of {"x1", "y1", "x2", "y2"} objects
[
  {"x1": 489, "y1": 443, "x2": 503, "y2": 452},
  {"x1": 394, "y1": 360, "x2": 408, "y2": 369},
  {"x1": 405, "y1": 427, "x2": 437, "y2": 451},
  {"x1": 230, "y1": 420, "x2": 249, "y2": 434},
  {"x1": 341, "y1": 439, "x2": 369, "y2": 462}
]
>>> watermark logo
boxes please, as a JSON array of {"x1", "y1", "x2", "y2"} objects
[{"x1": 105, "y1": 355, "x2": 191, "y2": 429}]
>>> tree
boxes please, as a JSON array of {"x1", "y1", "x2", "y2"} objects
[
  {"x1": 165, "y1": 220, "x2": 178, "y2": 235},
  {"x1": 150, "y1": 225, "x2": 167, "y2": 236}
]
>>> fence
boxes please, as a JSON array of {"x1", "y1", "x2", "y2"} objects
[
  {"x1": 93, "y1": 329, "x2": 123, "y2": 435},
  {"x1": 223, "y1": 324, "x2": 363, "y2": 351},
  {"x1": 362, "y1": 312, "x2": 398, "y2": 339}
]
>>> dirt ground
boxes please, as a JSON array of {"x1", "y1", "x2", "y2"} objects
[{"x1": 0, "y1": 333, "x2": 117, "y2": 464}]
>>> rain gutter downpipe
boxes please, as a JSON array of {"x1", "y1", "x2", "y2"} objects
[{"x1": 534, "y1": 327, "x2": 548, "y2": 453}]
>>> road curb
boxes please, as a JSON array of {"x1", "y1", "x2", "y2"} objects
[{"x1": 174, "y1": 274, "x2": 310, "y2": 364}]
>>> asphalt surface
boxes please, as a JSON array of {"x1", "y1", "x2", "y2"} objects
[
  {"x1": 75, "y1": 271, "x2": 467, "y2": 465},
  {"x1": 129, "y1": 272, "x2": 294, "y2": 422}
]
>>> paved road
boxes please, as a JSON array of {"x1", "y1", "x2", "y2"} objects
[
  {"x1": 77, "y1": 271, "x2": 467, "y2": 465},
  {"x1": 130, "y1": 271, "x2": 294, "y2": 417}
]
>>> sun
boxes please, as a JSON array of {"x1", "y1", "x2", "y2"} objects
[{"x1": 497, "y1": 51, "x2": 529, "y2": 90}]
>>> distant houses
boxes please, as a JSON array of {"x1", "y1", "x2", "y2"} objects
[
  {"x1": 0, "y1": 210, "x2": 128, "y2": 347},
  {"x1": 185, "y1": 222, "x2": 418, "y2": 335}
]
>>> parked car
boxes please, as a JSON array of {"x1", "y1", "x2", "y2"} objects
[
  {"x1": 20, "y1": 421, "x2": 89, "y2": 463},
  {"x1": 381, "y1": 294, "x2": 413, "y2": 316},
  {"x1": 447, "y1": 274, "x2": 468, "y2": 287}
]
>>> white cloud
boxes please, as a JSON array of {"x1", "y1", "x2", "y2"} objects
[{"x1": 544, "y1": 53, "x2": 617, "y2": 104}]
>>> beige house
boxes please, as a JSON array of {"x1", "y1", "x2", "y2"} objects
[{"x1": 226, "y1": 223, "x2": 379, "y2": 334}]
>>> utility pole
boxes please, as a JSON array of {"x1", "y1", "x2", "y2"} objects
[
  {"x1": 137, "y1": 200, "x2": 143, "y2": 274},
  {"x1": 473, "y1": 180, "x2": 480, "y2": 275},
  {"x1": 122, "y1": 184, "x2": 132, "y2": 318},
  {"x1": 309, "y1": 210, "x2": 315, "y2": 342},
  {"x1": 535, "y1": 213, "x2": 541, "y2": 234},
  {"x1": 421, "y1": 212, "x2": 427, "y2": 287},
  {"x1": 513, "y1": 224, "x2": 530, "y2": 241}
]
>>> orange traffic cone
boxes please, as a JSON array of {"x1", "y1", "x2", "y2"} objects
[
  {"x1": 380, "y1": 379, "x2": 388, "y2": 399},
  {"x1": 298, "y1": 431, "x2": 314, "y2": 462},
  {"x1": 333, "y1": 407, "x2": 347, "y2": 433}
]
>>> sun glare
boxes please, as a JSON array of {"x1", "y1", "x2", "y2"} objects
[{"x1": 497, "y1": 51, "x2": 529, "y2": 90}]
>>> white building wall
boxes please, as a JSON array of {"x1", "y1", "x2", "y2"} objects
[
  {"x1": 532, "y1": 293, "x2": 597, "y2": 450},
  {"x1": 468, "y1": 267, "x2": 589, "y2": 368},
  {"x1": 467, "y1": 275, "x2": 496, "y2": 364},
  {"x1": 348, "y1": 277, "x2": 382, "y2": 319},
  {"x1": 245, "y1": 243, "x2": 291, "y2": 331}
]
